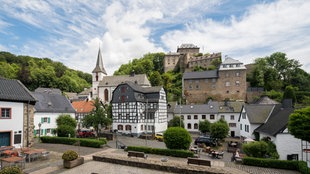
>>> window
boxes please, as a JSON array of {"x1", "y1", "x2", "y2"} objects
[
  {"x1": 223, "y1": 65, "x2": 227, "y2": 68},
  {"x1": 236, "y1": 72, "x2": 240, "y2": 77},
  {"x1": 125, "y1": 125, "x2": 131, "y2": 130},
  {"x1": 230, "y1": 64, "x2": 233, "y2": 68},
  {"x1": 126, "y1": 114, "x2": 129, "y2": 120},
  {"x1": 202, "y1": 115, "x2": 206, "y2": 119},
  {"x1": 225, "y1": 81, "x2": 230, "y2": 87},
  {"x1": 194, "y1": 115, "x2": 198, "y2": 119},
  {"x1": 189, "y1": 84, "x2": 192, "y2": 90},
  {"x1": 118, "y1": 125, "x2": 123, "y2": 130},
  {"x1": 141, "y1": 125, "x2": 143, "y2": 130},
  {"x1": 242, "y1": 113, "x2": 246, "y2": 119},
  {"x1": 187, "y1": 115, "x2": 191, "y2": 120},
  {"x1": 181, "y1": 115, "x2": 184, "y2": 120},
  {"x1": 230, "y1": 115, "x2": 234, "y2": 120},
  {"x1": 1, "y1": 108, "x2": 11, "y2": 119},
  {"x1": 210, "y1": 115, "x2": 215, "y2": 120},
  {"x1": 240, "y1": 124, "x2": 242, "y2": 130},
  {"x1": 95, "y1": 73, "x2": 98, "y2": 81},
  {"x1": 104, "y1": 89, "x2": 109, "y2": 102},
  {"x1": 194, "y1": 123, "x2": 198, "y2": 129},
  {"x1": 41, "y1": 117, "x2": 50, "y2": 123},
  {"x1": 187, "y1": 123, "x2": 192, "y2": 129},
  {"x1": 220, "y1": 115, "x2": 225, "y2": 119},
  {"x1": 245, "y1": 125, "x2": 249, "y2": 132},
  {"x1": 235, "y1": 81, "x2": 240, "y2": 86},
  {"x1": 212, "y1": 79, "x2": 216, "y2": 83},
  {"x1": 121, "y1": 95, "x2": 125, "y2": 102},
  {"x1": 229, "y1": 123, "x2": 236, "y2": 127},
  {"x1": 195, "y1": 84, "x2": 199, "y2": 89}
]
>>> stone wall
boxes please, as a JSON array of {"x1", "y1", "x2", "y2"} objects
[{"x1": 23, "y1": 103, "x2": 35, "y2": 147}]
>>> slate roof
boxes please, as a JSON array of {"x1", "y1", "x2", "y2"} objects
[
  {"x1": 72, "y1": 100, "x2": 95, "y2": 113},
  {"x1": 35, "y1": 88, "x2": 62, "y2": 95},
  {"x1": 183, "y1": 70, "x2": 218, "y2": 80},
  {"x1": 0, "y1": 78, "x2": 36, "y2": 104},
  {"x1": 99, "y1": 74, "x2": 150, "y2": 87},
  {"x1": 218, "y1": 101, "x2": 244, "y2": 113},
  {"x1": 32, "y1": 91, "x2": 75, "y2": 113},
  {"x1": 242, "y1": 104, "x2": 275, "y2": 124},
  {"x1": 179, "y1": 44, "x2": 199, "y2": 49},
  {"x1": 222, "y1": 57, "x2": 243, "y2": 65},
  {"x1": 92, "y1": 48, "x2": 107, "y2": 75},
  {"x1": 174, "y1": 102, "x2": 219, "y2": 114},
  {"x1": 254, "y1": 96, "x2": 279, "y2": 104},
  {"x1": 255, "y1": 104, "x2": 294, "y2": 136}
]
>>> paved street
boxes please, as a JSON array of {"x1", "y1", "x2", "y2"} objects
[{"x1": 20, "y1": 135, "x2": 301, "y2": 174}]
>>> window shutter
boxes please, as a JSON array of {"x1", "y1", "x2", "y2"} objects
[
  {"x1": 41, "y1": 117, "x2": 44, "y2": 123},
  {"x1": 48, "y1": 117, "x2": 50, "y2": 123},
  {"x1": 34, "y1": 130, "x2": 37, "y2": 135}
]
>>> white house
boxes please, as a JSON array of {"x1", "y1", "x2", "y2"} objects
[
  {"x1": 174, "y1": 101, "x2": 219, "y2": 133},
  {"x1": 218, "y1": 101, "x2": 244, "y2": 137},
  {"x1": 32, "y1": 88, "x2": 76, "y2": 136},
  {"x1": 0, "y1": 78, "x2": 36, "y2": 147},
  {"x1": 111, "y1": 81, "x2": 167, "y2": 136}
]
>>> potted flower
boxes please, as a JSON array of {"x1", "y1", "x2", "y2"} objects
[{"x1": 62, "y1": 150, "x2": 84, "y2": 168}]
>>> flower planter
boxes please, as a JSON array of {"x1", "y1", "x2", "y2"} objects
[{"x1": 63, "y1": 157, "x2": 84, "y2": 169}]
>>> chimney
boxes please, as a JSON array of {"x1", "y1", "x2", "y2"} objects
[{"x1": 130, "y1": 70, "x2": 135, "y2": 77}]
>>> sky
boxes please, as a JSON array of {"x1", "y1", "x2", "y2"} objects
[{"x1": 0, "y1": 0, "x2": 310, "y2": 75}]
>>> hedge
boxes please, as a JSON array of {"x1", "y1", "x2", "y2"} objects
[
  {"x1": 40, "y1": 136, "x2": 106, "y2": 148},
  {"x1": 243, "y1": 157, "x2": 310, "y2": 174},
  {"x1": 126, "y1": 146, "x2": 194, "y2": 158}
]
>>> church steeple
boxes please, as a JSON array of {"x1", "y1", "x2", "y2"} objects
[{"x1": 92, "y1": 48, "x2": 107, "y2": 75}]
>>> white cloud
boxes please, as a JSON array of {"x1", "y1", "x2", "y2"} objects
[{"x1": 161, "y1": 0, "x2": 310, "y2": 72}]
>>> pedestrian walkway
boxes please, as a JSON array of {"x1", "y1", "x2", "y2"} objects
[{"x1": 21, "y1": 139, "x2": 301, "y2": 174}]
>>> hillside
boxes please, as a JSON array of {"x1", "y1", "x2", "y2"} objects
[{"x1": 0, "y1": 51, "x2": 91, "y2": 93}]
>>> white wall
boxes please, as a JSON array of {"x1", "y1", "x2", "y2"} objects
[
  {"x1": 275, "y1": 133, "x2": 310, "y2": 161},
  {"x1": 34, "y1": 112, "x2": 75, "y2": 136},
  {"x1": 0, "y1": 101, "x2": 24, "y2": 147}
]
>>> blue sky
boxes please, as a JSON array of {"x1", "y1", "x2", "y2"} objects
[{"x1": 0, "y1": 0, "x2": 310, "y2": 74}]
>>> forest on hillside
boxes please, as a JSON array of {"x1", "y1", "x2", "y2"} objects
[{"x1": 0, "y1": 51, "x2": 91, "y2": 93}]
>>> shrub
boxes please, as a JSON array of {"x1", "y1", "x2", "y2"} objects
[
  {"x1": 40, "y1": 136, "x2": 106, "y2": 148},
  {"x1": 0, "y1": 166, "x2": 22, "y2": 174},
  {"x1": 126, "y1": 146, "x2": 194, "y2": 158},
  {"x1": 242, "y1": 141, "x2": 268, "y2": 158},
  {"x1": 163, "y1": 127, "x2": 192, "y2": 150},
  {"x1": 62, "y1": 150, "x2": 78, "y2": 161},
  {"x1": 56, "y1": 114, "x2": 77, "y2": 128},
  {"x1": 243, "y1": 157, "x2": 299, "y2": 170},
  {"x1": 57, "y1": 125, "x2": 76, "y2": 137}
]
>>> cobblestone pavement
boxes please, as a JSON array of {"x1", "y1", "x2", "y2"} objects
[{"x1": 20, "y1": 135, "x2": 300, "y2": 174}]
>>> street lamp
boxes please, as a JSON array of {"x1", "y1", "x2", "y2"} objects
[{"x1": 38, "y1": 122, "x2": 42, "y2": 140}]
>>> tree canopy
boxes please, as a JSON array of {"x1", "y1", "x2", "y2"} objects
[
  {"x1": 288, "y1": 106, "x2": 310, "y2": 142},
  {"x1": 168, "y1": 116, "x2": 184, "y2": 128},
  {"x1": 163, "y1": 127, "x2": 192, "y2": 150},
  {"x1": 0, "y1": 51, "x2": 91, "y2": 93},
  {"x1": 82, "y1": 98, "x2": 112, "y2": 136},
  {"x1": 199, "y1": 120, "x2": 211, "y2": 134},
  {"x1": 210, "y1": 118, "x2": 229, "y2": 140},
  {"x1": 56, "y1": 114, "x2": 77, "y2": 137}
]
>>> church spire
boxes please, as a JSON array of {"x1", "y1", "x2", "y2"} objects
[{"x1": 92, "y1": 48, "x2": 107, "y2": 75}]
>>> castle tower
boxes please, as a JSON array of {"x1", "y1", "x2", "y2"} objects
[{"x1": 92, "y1": 48, "x2": 107, "y2": 99}]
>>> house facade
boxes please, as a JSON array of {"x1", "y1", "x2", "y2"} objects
[
  {"x1": 71, "y1": 100, "x2": 95, "y2": 129},
  {"x1": 0, "y1": 78, "x2": 36, "y2": 147},
  {"x1": 183, "y1": 57, "x2": 247, "y2": 104},
  {"x1": 111, "y1": 82, "x2": 167, "y2": 136},
  {"x1": 32, "y1": 88, "x2": 76, "y2": 136},
  {"x1": 92, "y1": 49, "x2": 151, "y2": 103},
  {"x1": 174, "y1": 102, "x2": 219, "y2": 133}
]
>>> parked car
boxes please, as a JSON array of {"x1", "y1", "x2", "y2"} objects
[
  {"x1": 194, "y1": 136, "x2": 216, "y2": 147},
  {"x1": 77, "y1": 129, "x2": 95, "y2": 138},
  {"x1": 154, "y1": 133, "x2": 164, "y2": 141}
]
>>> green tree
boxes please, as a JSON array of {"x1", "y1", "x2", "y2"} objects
[
  {"x1": 199, "y1": 120, "x2": 211, "y2": 134},
  {"x1": 210, "y1": 118, "x2": 229, "y2": 140},
  {"x1": 163, "y1": 127, "x2": 191, "y2": 150},
  {"x1": 82, "y1": 98, "x2": 111, "y2": 137},
  {"x1": 56, "y1": 114, "x2": 77, "y2": 128},
  {"x1": 55, "y1": 114, "x2": 76, "y2": 137},
  {"x1": 288, "y1": 106, "x2": 310, "y2": 142},
  {"x1": 168, "y1": 116, "x2": 184, "y2": 128},
  {"x1": 149, "y1": 71, "x2": 162, "y2": 86},
  {"x1": 242, "y1": 141, "x2": 268, "y2": 158},
  {"x1": 283, "y1": 85, "x2": 297, "y2": 105}
]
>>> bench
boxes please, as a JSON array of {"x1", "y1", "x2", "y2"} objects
[
  {"x1": 127, "y1": 151, "x2": 147, "y2": 159},
  {"x1": 187, "y1": 157, "x2": 211, "y2": 167}
]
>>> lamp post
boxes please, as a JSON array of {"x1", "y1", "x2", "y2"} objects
[{"x1": 38, "y1": 122, "x2": 42, "y2": 140}]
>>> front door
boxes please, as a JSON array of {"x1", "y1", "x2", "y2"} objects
[
  {"x1": 230, "y1": 131, "x2": 235, "y2": 137},
  {"x1": 0, "y1": 132, "x2": 11, "y2": 146}
]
